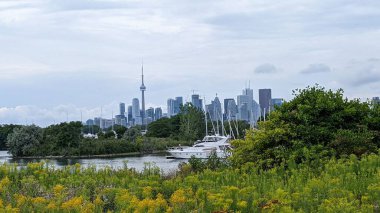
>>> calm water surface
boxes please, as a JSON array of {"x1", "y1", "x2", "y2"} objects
[{"x1": 0, "y1": 151, "x2": 187, "y2": 173}]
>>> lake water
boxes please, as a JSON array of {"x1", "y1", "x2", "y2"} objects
[{"x1": 0, "y1": 151, "x2": 188, "y2": 173}]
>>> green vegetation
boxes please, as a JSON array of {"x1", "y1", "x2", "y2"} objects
[
  {"x1": 1, "y1": 153, "x2": 380, "y2": 212},
  {"x1": 232, "y1": 85, "x2": 380, "y2": 169},
  {"x1": 2, "y1": 85, "x2": 380, "y2": 212},
  {"x1": 0, "y1": 125, "x2": 20, "y2": 150}
]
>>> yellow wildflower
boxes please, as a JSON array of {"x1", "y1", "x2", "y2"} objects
[
  {"x1": 47, "y1": 202, "x2": 57, "y2": 210},
  {"x1": 61, "y1": 196, "x2": 83, "y2": 210},
  {"x1": 15, "y1": 194, "x2": 27, "y2": 207},
  {"x1": 0, "y1": 198, "x2": 3, "y2": 208},
  {"x1": 53, "y1": 184, "x2": 65, "y2": 196},
  {"x1": 31, "y1": 197, "x2": 47, "y2": 204}
]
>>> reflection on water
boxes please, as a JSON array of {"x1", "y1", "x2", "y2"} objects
[{"x1": 0, "y1": 151, "x2": 187, "y2": 173}]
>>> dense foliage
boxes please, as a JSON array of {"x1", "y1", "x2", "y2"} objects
[
  {"x1": 0, "y1": 125, "x2": 21, "y2": 150},
  {"x1": 6, "y1": 122, "x2": 190, "y2": 157},
  {"x1": 232, "y1": 86, "x2": 380, "y2": 168},
  {"x1": 1, "y1": 153, "x2": 380, "y2": 212}
]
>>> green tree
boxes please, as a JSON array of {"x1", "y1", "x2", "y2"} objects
[
  {"x1": 43, "y1": 122, "x2": 83, "y2": 155},
  {"x1": 0, "y1": 124, "x2": 21, "y2": 150},
  {"x1": 231, "y1": 85, "x2": 377, "y2": 168},
  {"x1": 7, "y1": 125, "x2": 43, "y2": 157},
  {"x1": 179, "y1": 103, "x2": 206, "y2": 141}
]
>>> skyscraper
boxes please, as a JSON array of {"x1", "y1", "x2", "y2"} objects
[
  {"x1": 223, "y1": 98, "x2": 235, "y2": 116},
  {"x1": 154, "y1": 107, "x2": 163, "y2": 121},
  {"x1": 119, "y1": 103, "x2": 126, "y2": 116},
  {"x1": 167, "y1": 98, "x2": 175, "y2": 117},
  {"x1": 127, "y1": 105, "x2": 133, "y2": 123},
  {"x1": 259, "y1": 89, "x2": 272, "y2": 115},
  {"x1": 140, "y1": 63, "x2": 146, "y2": 127},
  {"x1": 191, "y1": 94, "x2": 203, "y2": 110},
  {"x1": 226, "y1": 99, "x2": 238, "y2": 119},
  {"x1": 272, "y1": 98, "x2": 284, "y2": 108},
  {"x1": 174, "y1": 97, "x2": 183, "y2": 114},
  {"x1": 373, "y1": 97, "x2": 380, "y2": 105},
  {"x1": 132, "y1": 98, "x2": 140, "y2": 119}
]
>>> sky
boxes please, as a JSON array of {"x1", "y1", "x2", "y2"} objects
[{"x1": 1, "y1": 0, "x2": 380, "y2": 126}]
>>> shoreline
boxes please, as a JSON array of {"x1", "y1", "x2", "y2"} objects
[{"x1": 9, "y1": 150, "x2": 168, "y2": 159}]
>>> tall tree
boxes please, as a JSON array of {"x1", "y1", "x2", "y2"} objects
[
  {"x1": 7, "y1": 125, "x2": 43, "y2": 157},
  {"x1": 179, "y1": 103, "x2": 206, "y2": 141}
]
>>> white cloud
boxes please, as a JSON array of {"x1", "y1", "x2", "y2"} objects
[{"x1": 0, "y1": 0, "x2": 380, "y2": 125}]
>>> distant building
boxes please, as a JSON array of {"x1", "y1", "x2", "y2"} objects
[
  {"x1": 167, "y1": 97, "x2": 183, "y2": 117},
  {"x1": 94, "y1": 117, "x2": 101, "y2": 127},
  {"x1": 155, "y1": 107, "x2": 162, "y2": 121},
  {"x1": 373, "y1": 97, "x2": 380, "y2": 105},
  {"x1": 86, "y1": 119, "x2": 94, "y2": 126},
  {"x1": 272, "y1": 98, "x2": 284, "y2": 108},
  {"x1": 132, "y1": 98, "x2": 140, "y2": 119},
  {"x1": 167, "y1": 98, "x2": 176, "y2": 117},
  {"x1": 238, "y1": 103, "x2": 249, "y2": 121},
  {"x1": 259, "y1": 89, "x2": 272, "y2": 116},
  {"x1": 174, "y1": 97, "x2": 183, "y2": 114},
  {"x1": 225, "y1": 99, "x2": 238, "y2": 120},
  {"x1": 191, "y1": 94, "x2": 203, "y2": 110},
  {"x1": 224, "y1": 98, "x2": 235, "y2": 116},
  {"x1": 119, "y1": 103, "x2": 126, "y2": 116},
  {"x1": 127, "y1": 105, "x2": 133, "y2": 123},
  {"x1": 146, "y1": 107, "x2": 154, "y2": 124}
]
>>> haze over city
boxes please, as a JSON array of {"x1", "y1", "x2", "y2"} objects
[{"x1": 1, "y1": 0, "x2": 380, "y2": 126}]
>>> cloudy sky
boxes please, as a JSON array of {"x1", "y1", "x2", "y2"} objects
[{"x1": 1, "y1": 0, "x2": 380, "y2": 126}]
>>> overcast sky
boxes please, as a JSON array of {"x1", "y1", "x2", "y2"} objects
[{"x1": 1, "y1": 0, "x2": 380, "y2": 126}]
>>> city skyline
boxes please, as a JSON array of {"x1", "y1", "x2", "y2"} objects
[{"x1": 1, "y1": 0, "x2": 380, "y2": 126}]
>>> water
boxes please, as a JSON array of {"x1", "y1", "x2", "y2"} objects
[{"x1": 0, "y1": 151, "x2": 188, "y2": 173}]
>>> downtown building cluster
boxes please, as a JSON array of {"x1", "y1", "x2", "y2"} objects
[{"x1": 84, "y1": 64, "x2": 287, "y2": 130}]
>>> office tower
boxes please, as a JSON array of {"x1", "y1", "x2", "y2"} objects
[
  {"x1": 146, "y1": 107, "x2": 154, "y2": 124},
  {"x1": 119, "y1": 103, "x2": 126, "y2": 116},
  {"x1": 272, "y1": 98, "x2": 284, "y2": 108},
  {"x1": 140, "y1": 64, "x2": 146, "y2": 127},
  {"x1": 146, "y1": 107, "x2": 154, "y2": 119},
  {"x1": 132, "y1": 98, "x2": 140, "y2": 119},
  {"x1": 94, "y1": 117, "x2": 101, "y2": 127},
  {"x1": 226, "y1": 99, "x2": 238, "y2": 119},
  {"x1": 86, "y1": 119, "x2": 94, "y2": 126},
  {"x1": 191, "y1": 94, "x2": 203, "y2": 110},
  {"x1": 259, "y1": 89, "x2": 272, "y2": 115},
  {"x1": 213, "y1": 96, "x2": 222, "y2": 121},
  {"x1": 154, "y1": 107, "x2": 163, "y2": 121},
  {"x1": 127, "y1": 105, "x2": 133, "y2": 123},
  {"x1": 174, "y1": 97, "x2": 183, "y2": 114},
  {"x1": 167, "y1": 98, "x2": 175, "y2": 117},
  {"x1": 205, "y1": 104, "x2": 214, "y2": 121},
  {"x1": 373, "y1": 97, "x2": 380, "y2": 105},
  {"x1": 224, "y1": 98, "x2": 235, "y2": 116},
  {"x1": 238, "y1": 103, "x2": 249, "y2": 121}
]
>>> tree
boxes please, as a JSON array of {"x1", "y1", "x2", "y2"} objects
[
  {"x1": 0, "y1": 124, "x2": 21, "y2": 150},
  {"x1": 231, "y1": 85, "x2": 378, "y2": 168},
  {"x1": 7, "y1": 125, "x2": 43, "y2": 157},
  {"x1": 43, "y1": 122, "x2": 83, "y2": 155},
  {"x1": 179, "y1": 103, "x2": 206, "y2": 141}
]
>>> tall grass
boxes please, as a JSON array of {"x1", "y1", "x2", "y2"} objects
[{"x1": 1, "y1": 153, "x2": 380, "y2": 212}]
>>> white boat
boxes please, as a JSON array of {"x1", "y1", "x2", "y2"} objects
[{"x1": 167, "y1": 135, "x2": 232, "y2": 159}]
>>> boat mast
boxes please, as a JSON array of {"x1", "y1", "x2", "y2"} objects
[{"x1": 204, "y1": 96, "x2": 208, "y2": 137}]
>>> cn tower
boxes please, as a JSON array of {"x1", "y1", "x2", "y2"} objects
[{"x1": 140, "y1": 62, "x2": 146, "y2": 128}]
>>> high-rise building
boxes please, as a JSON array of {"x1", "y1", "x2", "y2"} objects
[
  {"x1": 167, "y1": 98, "x2": 175, "y2": 117},
  {"x1": 174, "y1": 97, "x2": 183, "y2": 114},
  {"x1": 373, "y1": 97, "x2": 380, "y2": 105},
  {"x1": 259, "y1": 89, "x2": 272, "y2": 115},
  {"x1": 132, "y1": 98, "x2": 140, "y2": 119},
  {"x1": 225, "y1": 99, "x2": 238, "y2": 120},
  {"x1": 119, "y1": 103, "x2": 126, "y2": 116},
  {"x1": 272, "y1": 98, "x2": 284, "y2": 108},
  {"x1": 224, "y1": 98, "x2": 235, "y2": 115},
  {"x1": 140, "y1": 64, "x2": 146, "y2": 127},
  {"x1": 127, "y1": 105, "x2": 133, "y2": 123},
  {"x1": 238, "y1": 103, "x2": 249, "y2": 121},
  {"x1": 191, "y1": 94, "x2": 203, "y2": 110},
  {"x1": 155, "y1": 107, "x2": 163, "y2": 121},
  {"x1": 167, "y1": 97, "x2": 183, "y2": 117},
  {"x1": 146, "y1": 107, "x2": 154, "y2": 124}
]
